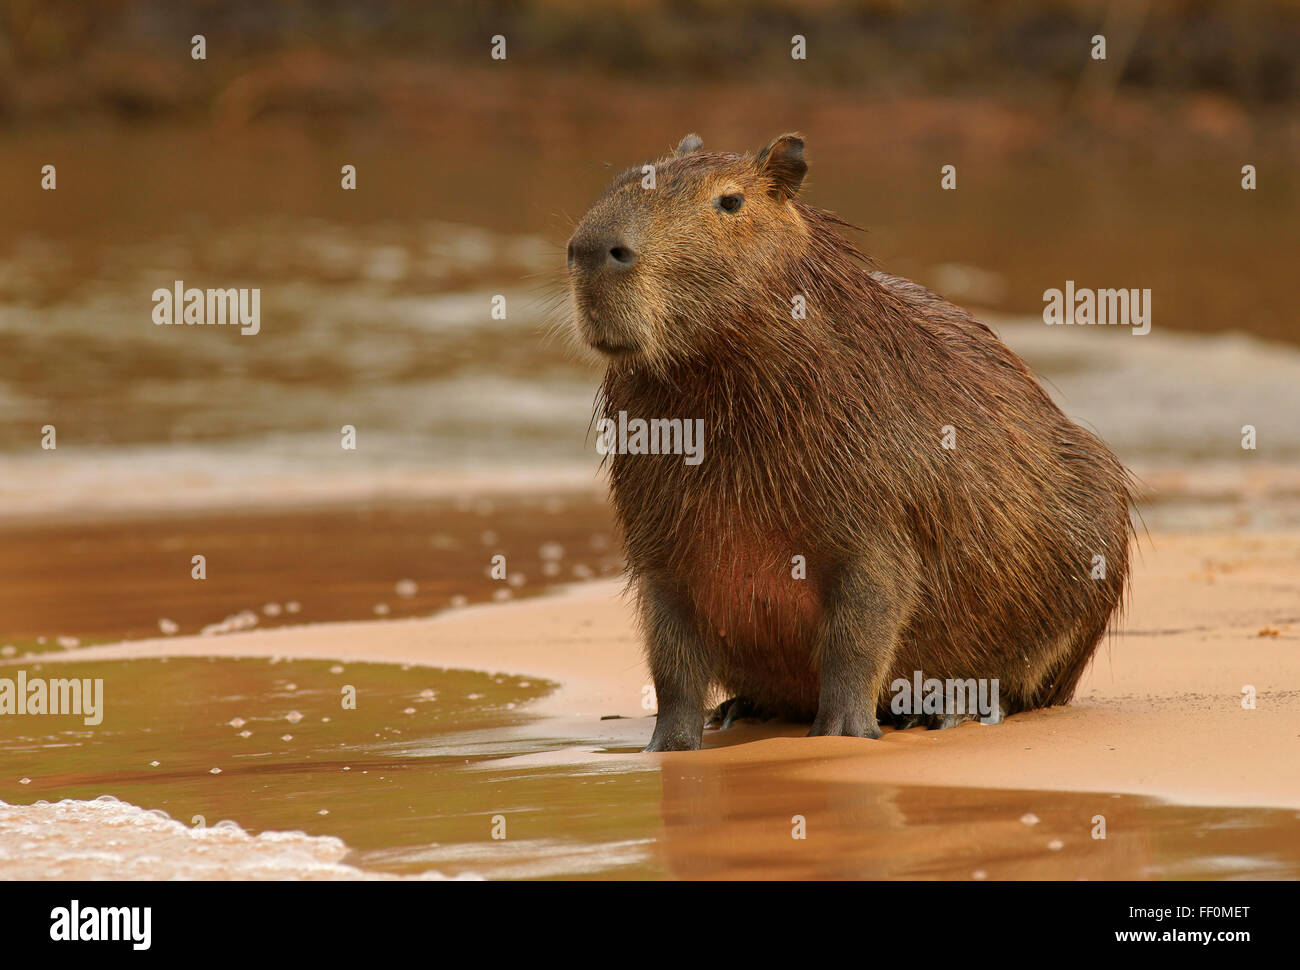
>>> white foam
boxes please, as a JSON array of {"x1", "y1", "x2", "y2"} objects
[{"x1": 0, "y1": 796, "x2": 475, "y2": 880}]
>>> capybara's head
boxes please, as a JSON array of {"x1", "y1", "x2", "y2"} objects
[{"x1": 567, "y1": 132, "x2": 810, "y2": 366}]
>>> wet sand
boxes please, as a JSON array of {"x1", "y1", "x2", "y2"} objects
[
  {"x1": 6, "y1": 517, "x2": 1298, "y2": 879},
  {"x1": 23, "y1": 529, "x2": 1300, "y2": 808}
]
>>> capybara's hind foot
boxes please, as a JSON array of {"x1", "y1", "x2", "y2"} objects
[
  {"x1": 933, "y1": 712, "x2": 978, "y2": 729},
  {"x1": 706, "y1": 696, "x2": 772, "y2": 730},
  {"x1": 892, "y1": 712, "x2": 927, "y2": 730},
  {"x1": 933, "y1": 697, "x2": 1009, "y2": 728},
  {"x1": 893, "y1": 701, "x2": 1008, "y2": 730}
]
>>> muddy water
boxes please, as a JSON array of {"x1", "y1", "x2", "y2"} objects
[
  {"x1": 641, "y1": 756, "x2": 1300, "y2": 880},
  {"x1": 3, "y1": 656, "x2": 1298, "y2": 880},
  {"x1": 2, "y1": 123, "x2": 1299, "y2": 526},
  {"x1": 0, "y1": 493, "x2": 620, "y2": 648}
]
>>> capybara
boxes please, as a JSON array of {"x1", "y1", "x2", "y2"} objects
[{"x1": 566, "y1": 132, "x2": 1134, "y2": 752}]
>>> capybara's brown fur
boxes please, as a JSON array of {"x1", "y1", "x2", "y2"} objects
[{"x1": 567, "y1": 132, "x2": 1134, "y2": 751}]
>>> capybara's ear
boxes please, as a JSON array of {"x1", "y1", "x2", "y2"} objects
[
  {"x1": 756, "y1": 133, "x2": 806, "y2": 199},
  {"x1": 676, "y1": 133, "x2": 703, "y2": 155}
]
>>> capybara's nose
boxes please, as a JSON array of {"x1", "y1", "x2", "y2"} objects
[{"x1": 568, "y1": 234, "x2": 639, "y2": 273}]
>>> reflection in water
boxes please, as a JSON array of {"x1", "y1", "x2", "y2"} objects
[
  {"x1": 2, "y1": 657, "x2": 1297, "y2": 880},
  {"x1": 655, "y1": 758, "x2": 1287, "y2": 880}
]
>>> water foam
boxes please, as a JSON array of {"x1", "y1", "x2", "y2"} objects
[{"x1": 0, "y1": 795, "x2": 474, "y2": 880}]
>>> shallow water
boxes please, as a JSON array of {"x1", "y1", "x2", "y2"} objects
[
  {"x1": 0, "y1": 493, "x2": 620, "y2": 647},
  {"x1": 3, "y1": 656, "x2": 1298, "y2": 880},
  {"x1": 0, "y1": 657, "x2": 560, "y2": 877},
  {"x1": 2, "y1": 124, "x2": 1298, "y2": 524}
]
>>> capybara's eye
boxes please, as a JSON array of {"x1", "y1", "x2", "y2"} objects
[{"x1": 716, "y1": 194, "x2": 744, "y2": 214}]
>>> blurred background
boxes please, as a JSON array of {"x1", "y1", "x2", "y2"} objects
[{"x1": 0, "y1": 0, "x2": 1298, "y2": 640}]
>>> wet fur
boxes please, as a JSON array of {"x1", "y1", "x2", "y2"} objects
[{"x1": 573, "y1": 136, "x2": 1135, "y2": 749}]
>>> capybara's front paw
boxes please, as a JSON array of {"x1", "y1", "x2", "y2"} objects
[
  {"x1": 642, "y1": 726, "x2": 702, "y2": 753},
  {"x1": 807, "y1": 706, "x2": 882, "y2": 740}
]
